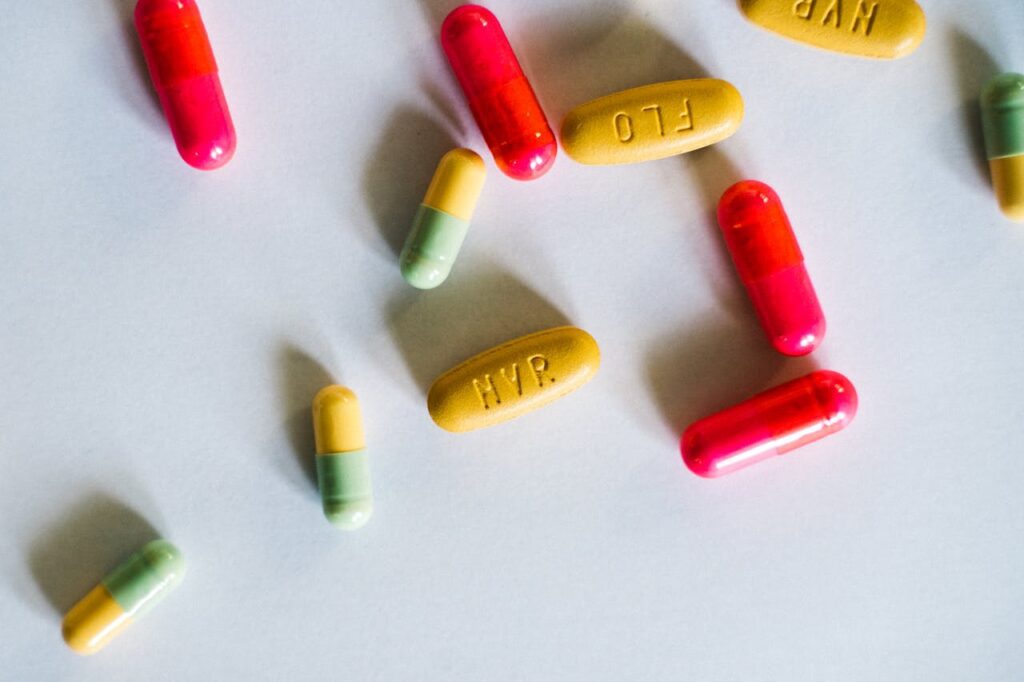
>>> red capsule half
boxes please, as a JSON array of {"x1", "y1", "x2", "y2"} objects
[
  {"x1": 135, "y1": 0, "x2": 236, "y2": 170},
  {"x1": 441, "y1": 5, "x2": 557, "y2": 181},
  {"x1": 681, "y1": 370, "x2": 858, "y2": 478},
  {"x1": 718, "y1": 181, "x2": 825, "y2": 356}
]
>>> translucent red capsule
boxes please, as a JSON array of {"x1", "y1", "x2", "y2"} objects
[
  {"x1": 135, "y1": 0, "x2": 236, "y2": 170},
  {"x1": 441, "y1": 5, "x2": 557, "y2": 181},
  {"x1": 718, "y1": 180, "x2": 825, "y2": 356},
  {"x1": 681, "y1": 370, "x2": 857, "y2": 478}
]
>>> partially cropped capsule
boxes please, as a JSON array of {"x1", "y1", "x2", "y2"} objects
[
  {"x1": 135, "y1": 0, "x2": 236, "y2": 170},
  {"x1": 718, "y1": 180, "x2": 826, "y2": 356},
  {"x1": 400, "y1": 148, "x2": 487, "y2": 289},
  {"x1": 313, "y1": 386, "x2": 373, "y2": 530},
  {"x1": 62, "y1": 540, "x2": 185, "y2": 655},
  {"x1": 441, "y1": 5, "x2": 556, "y2": 181},
  {"x1": 682, "y1": 370, "x2": 858, "y2": 478},
  {"x1": 981, "y1": 73, "x2": 1024, "y2": 222}
]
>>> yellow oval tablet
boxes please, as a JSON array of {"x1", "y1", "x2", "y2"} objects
[
  {"x1": 561, "y1": 79, "x2": 744, "y2": 165},
  {"x1": 739, "y1": 0, "x2": 926, "y2": 59},
  {"x1": 427, "y1": 327, "x2": 601, "y2": 433}
]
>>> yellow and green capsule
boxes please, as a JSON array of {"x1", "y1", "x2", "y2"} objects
[
  {"x1": 313, "y1": 385, "x2": 373, "y2": 530},
  {"x1": 982, "y1": 73, "x2": 1024, "y2": 222},
  {"x1": 62, "y1": 540, "x2": 185, "y2": 655},
  {"x1": 399, "y1": 148, "x2": 486, "y2": 289}
]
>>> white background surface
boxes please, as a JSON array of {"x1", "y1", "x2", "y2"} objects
[{"x1": 1, "y1": 1, "x2": 1023, "y2": 679}]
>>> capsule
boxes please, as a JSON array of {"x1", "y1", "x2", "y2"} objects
[
  {"x1": 441, "y1": 5, "x2": 556, "y2": 181},
  {"x1": 313, "y1": 385, "x2": 373, "y2": 530},
  {"x1": 428, "y1": 327, "x2": 600, "y2": 433},
  {"x1": 739, "y1": 0, "x2": 926, "y2": 60},
  {"x1": 135, "y1": 0, "x2": 236, "y2": 170},
  {"x1": 561, "y1": 79, "x2": 744, "y2": 165},
  {"x1": 62, "y1": 540, "x2": 185, "y2": 655},
  {"x1": 718, "y1": 180, "x2": 826, "y2": 356},
  {"x1": 981, "y1": 73, "x2": 1024, "y2": 222},
  {"x1": 400, "y1": 149, "x2": 487, "y2": 289},
  {"x1": 682, "y1": 370, "x2": 858, "y2": 478}
]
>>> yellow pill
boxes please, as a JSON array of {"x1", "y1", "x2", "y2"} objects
[
  {"x1": 739, "y1": 0, "x2": 926, "y2": 59},
  {"x1": 560, "y1": 80, "x2": 744, "y2": 165},
  {"x1": 427, "y1": 326, "x2": 600, "y2": 433}
]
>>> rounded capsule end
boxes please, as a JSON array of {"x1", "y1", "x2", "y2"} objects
[
  {"x1": 770, "y1": 314, "x2": 826, "y2": 357},
  {"x1": 324, "y1": 499, "x2": 373, "y2": 530},
  {"x1": 680, "y1": 427, "x2": 724, "y2": 479},
  {"x1": 139, "y1": 540, "x2": 186, "y2": 588},
  {"x1": 400, "y1": 255, "x2": 451, "y2": 290},
  {"x1": 809, "y1": 370, "x2": 859, "y2": 431},
  {"x1": 496, "y1": 139, "x2": 557, "y2": 181},
  {"x1": 313, "y1": 386, "x2": 365, "y2": 454}
]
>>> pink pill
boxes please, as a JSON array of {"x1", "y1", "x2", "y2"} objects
[
  {"x1": 135, "y1": 0, "x2": 236, "y2": 170},
  {"x1": 718, "y1": 180, "x2": 825, "y2": 356},
  {"x1": 682, "y1": 370, "x2": 858, "y2": 478}
]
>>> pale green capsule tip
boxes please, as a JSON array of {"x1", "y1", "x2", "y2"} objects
[
  {"x1": 324, "y1": 499, "x2": 374, "y2": 530},
  {"x1": 401, "y1": 254, "x2": 452, "y2": 290},
  {"x1": 103, "y1": 539, "x2": 185, "y2": 615},
  {"x1": 399, "y1": 206, "x2": 470, "y2": 290}
]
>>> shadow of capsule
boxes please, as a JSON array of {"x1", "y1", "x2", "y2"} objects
[
  {"x1": 277, "y1": 343, "x2": 335, "y2": 493},
  {"x1": 361, "y1": 106, "x2": 457, "y2": 260},
  {"x1": 386, "y1": 263, "x2": 570, "y2": 396},
  {"x1": 645, "y1": 318, "x2": 822, "y2": 440},
  {"x1": 522, "y1": 7, "x2": 711, "y2": 123},
  {"x1": 948, "y1": 28, "x2": 1000, "y2": 190},
  {"x1": 28, "y1": 493, "x2": 161, "y2": 616},
  {"x1": 106, "y1": 0, "x2": 164, "y2": 125}
]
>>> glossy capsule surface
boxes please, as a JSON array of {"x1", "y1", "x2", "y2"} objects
[
  {"x1": 682, "y1": 370, "x2": 858, "y2": 478},
  {"x1": 135, "y1": 0, "x2": 236, "y2": 170},
  {"x1": 428, "y1": 327, "x2": 600, "y2": 433},
  {"x1": 718, "y1": 180, "x2": 826, "y2": 356},
  {"x1": 62, "y1": 540, "x2": 185, "y2": 655},
  {"x1": 441, "y1": 5, "x2": 556, "y2": 181},
  {"x1": 400, "y1": 148, "x2": 487, "y2": 289},
  {"x1": 981, "y1": 73, "x2": 1024, "y2": 222},
  {"x1": 313, "y1": 385, "x2": 373, "y2": 530}
]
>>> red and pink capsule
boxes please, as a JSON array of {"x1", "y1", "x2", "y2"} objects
[
  {"x1": 718, "y1": 181, "x2": 825, "y2": 356},
  {"x1": 441, "y1": 5, "x2": 557, "y2": 181},
  {"x1": 135, "y1": 0, "x2": 236, "y2": 170},
  {"x1": 681, "y1": 370, "x2": 858, "y2": 478}
]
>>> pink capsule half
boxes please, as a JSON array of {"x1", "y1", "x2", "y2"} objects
[
  {"x1": 681, "y1": 370, "x2": 857, "y2": 478},
  {"x1": 135, "y1": 0, "x2": 236, "y2": 170},
  {"x1": 718, "y1": 180, "x2": 825, "y2": 356}
]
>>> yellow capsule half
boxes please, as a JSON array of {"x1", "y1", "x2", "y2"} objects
[
  {"x1": 427, "y1": 327, "x2": 600, "y2": 433},
  {"x1": 560, "y1": 80, "x2": 744, "y2": 165},
  {"x1": 62, "y1": 585, "x2": 132, "y2": 655},
  {"x1": 739, "y1": 0, "x2": 926, "y2": 59}
]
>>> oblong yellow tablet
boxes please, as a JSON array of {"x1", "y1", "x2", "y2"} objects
[
  {"x1": 561, "y1": 80, "x2": 744, "y2": 165},
  {"x1": 739, "y1": 0, "x2": 926, "y2": 59},
  {"x1": 427, "y1": 327, "x2": 601, "y2": 433}
]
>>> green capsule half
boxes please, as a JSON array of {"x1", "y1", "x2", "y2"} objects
[{"x1": 400, "y1": 148, "x2": 486, "y2": 289}]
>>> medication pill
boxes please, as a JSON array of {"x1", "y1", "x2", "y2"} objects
[
  {"x1": 62, "y1": 540, "x2": 185, "y2": 655},
  {"x1": 313, "y1": 385, "x2": 373, "y2": 530},
  {"x1": 560, "y1": 80, "x2": 744, "y2": 165},
  {"x1": 441, "y1": 5, "x2": 557, "y2": 181},
  {"x1": 400, "y1": 149, "x2": 487, "y2": 289},
  {"x1": 718, "y1": 180, "x2": 826, "y2": 356},
  {"x1": 428, "y1": 327, "x2": 600, "y2": 433},
  {"x1": 682, "y1": 370, "x2": 857, "y2": 478},
  {"x1": 135, "y1": 0, "x2": 236, "y2": 170},
  {"x1": 739, "y1": 0, "x2": 926, "y2": 59},
  {"x1": 981, "y1": 73, "x2": 1024, "y2": 222}
]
